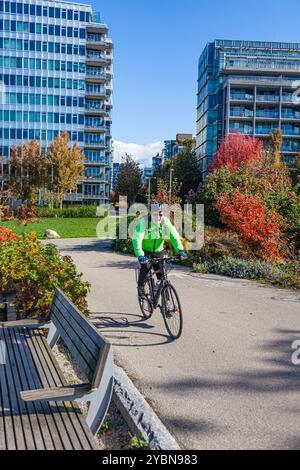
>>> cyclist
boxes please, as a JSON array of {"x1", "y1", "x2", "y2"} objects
[{"x1": 132, "y1": 203, "x2": 187, "y2": 299}]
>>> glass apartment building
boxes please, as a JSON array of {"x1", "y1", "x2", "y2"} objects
[
  {"x1": 0, "y1": 0, "x2": 113, "y2": 204},
  {"x1": 196, "y1": 40, "x2": 300, "y2": 177},
  {"x1": 163, "y1": 133, "x2": 193, "y2": 162}
]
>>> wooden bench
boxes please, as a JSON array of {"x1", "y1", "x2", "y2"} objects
[{"x1": 0, "y1": 288, "x2": 114, "y2": 450}]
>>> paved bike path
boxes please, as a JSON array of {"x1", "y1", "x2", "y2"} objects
[{"x1": 51, "y1": 238, "x2": 300, "y2": 450}]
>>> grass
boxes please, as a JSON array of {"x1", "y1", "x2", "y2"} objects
[{"x1": 1, "y1": 218, "x2": 101, "y2": 239}]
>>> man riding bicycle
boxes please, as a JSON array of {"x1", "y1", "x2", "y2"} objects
[{"x1": 132, "y1": 203, "x2": 187, "y2": 300}]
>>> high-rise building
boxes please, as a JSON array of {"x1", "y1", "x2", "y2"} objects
[
  {"x1": 142, "y1": 166, "x2": 153, "y2": 184},
  {"x1": 196, "y1": 40, "x2": 300, "y2": 177},
  {"x1": 0, "y1": 0, "x2": 113, "y2": 205},
  {"x1": 112, "y1": 162, "x2": 121, "y2": 189},
  {"x1": 152, "y1": 154, "x2": 162, "y2": 172},
  {"x1": 163, "y1": 133, "x2": 193, "y2": 162}
]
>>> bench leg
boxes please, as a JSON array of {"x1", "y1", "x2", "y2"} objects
[
  {"x1": 86, "y1": 351, "x2": 114, "y2": 435},
  {"x1": 47, "y1": 323, "x2": 60, "y2": 349}
]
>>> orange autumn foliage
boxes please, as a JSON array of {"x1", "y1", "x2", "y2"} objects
[
  {"x1": 0, "y1": 227, "x2": 17, "y2": 246},
  {"x1": 215, "y1": 191, "x2": 287, "y2": 261}
]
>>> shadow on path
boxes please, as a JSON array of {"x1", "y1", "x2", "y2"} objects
[{"x1": 90, "y1": 311, "x2": 172, "y2": 347}]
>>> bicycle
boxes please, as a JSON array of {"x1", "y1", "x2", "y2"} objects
[{"x1": 136, "y1": 256, "x2": 183, "y2": 340}]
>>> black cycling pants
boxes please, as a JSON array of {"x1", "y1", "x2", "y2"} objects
[{"x1": 138, "y1": 251, "x2": 165, "y2": 287}]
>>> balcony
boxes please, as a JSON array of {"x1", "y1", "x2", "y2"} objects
[
  {"x1": 230, "y1": 110, "x2": 253, "y2": 118},
  {"x1": 84, "y1": 124, "x2": 107, "y2": 132},
  {"x1": 224, "y1": 59, "x2": 300, "y2": 74},
  {"x1": 281, "y1": 112, "x2": 300, "y2": 121},
  {"x1": 256, "y1": 95, "x2": 279, "y2": 103},
  {"x1": 85, "y1": 103, "x2": 106, "y2": 115},
  {"x1": 229, "y1": 127, "x2": 253, "y2": 135},
  {"x1": 86, "y1": 39, "x2": 108, "y2": 49},
  {"x1": 256, "y1": 112, "x2": 279, "y2": 119},
  {"x1": 85, "y1": 89, "x2": 106, "y2": 99},
  {"x1": 255, "y1": 127, "x2": 276, "y2": 135},
  {"x1": 85, "y1": 70, "x2": 106, "y2": 82},
  {"x1": 81, "y1": 176, "x2": 107, "y2": 183},
  {"x1": 281, "y1": 128, "x2": 300, "y2": 136},
  {"x1": 230, "y1": 94, "x2": 253, "y2": 102},
  {"x1": 64, "y1": 193, "x2": 83, "y2": 202},
  {"x1": 84, "y1": 141, "x2": 106, "y2": 148},
  {"x1": 87, "y1": 22, "x2": 109, "y2": 35},
  {"x1": 282, "y1": 95, "x2": 295, "y2": 103},
  {"x1": 82, "y1": 194, "x2": 106, "y2": 201},
  {"x1": 85, "y1": 159, "x2": 109, "y2": 166},
  {"x1": 281, "y1": 145, "x2": 300, "y2": 153},
  {"x1": 86, "y1": 53, "x2": 108, "y2": 66}
]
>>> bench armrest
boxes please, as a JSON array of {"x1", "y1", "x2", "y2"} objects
[
  {"x1": 20, "y1": 384, "x2": 92, "y2": 402},
  {"x1": 2, "y1": 320, "x2": 51, "y2": 329}
]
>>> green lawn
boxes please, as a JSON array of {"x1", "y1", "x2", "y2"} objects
[{"x1": 2, "y1": 218, "x2": 101, "y2": 239}]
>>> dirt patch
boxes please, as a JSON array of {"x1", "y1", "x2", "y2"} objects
[{"x1": 53, "y1": 340, "x2": 134, "y2": 450}]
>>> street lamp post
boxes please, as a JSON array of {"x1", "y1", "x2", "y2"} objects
[
  {"x1": 169, "y1": 168, "x2": 174, "y2": 205},
  {"x1": 147, "y1": 176, "x2": 156, "y2": 208}
]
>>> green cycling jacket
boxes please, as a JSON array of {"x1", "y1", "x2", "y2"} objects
[{"x1": 132, "y1": 216, "x2": 184, "y2": 258}]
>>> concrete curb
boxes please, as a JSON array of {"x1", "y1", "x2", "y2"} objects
[{"x1": 113, "y1": 365, "x2": 180, "y2": 451}]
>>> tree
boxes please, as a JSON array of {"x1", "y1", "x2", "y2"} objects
[
  {"x1": 152, "y1": 139, "x2": 200, "y2": 204},
  {"x1": 47, "y1": 132, "x2": 85, "y2": 209},
  {"x1": 172, "y1": 139, "x2": 201, "y2": 202},
  {"x1": 116, "y1": 154, "x2": 142, "y2": 205},
  {"x1": 9, "y1": 140, "x2": 47, "y2": 206},
  {"x1": 154, "y1": 178, "x2": 182, "y2": 205},
  {"x1": 265, "y1": 128, "x2": 283, "y2": 169},
  {"x1": 292, "y1": 153, "x2": 300, "y2": 185},
  {"x1": 212, "y1": 133, "x2": 263, "y2": 172}
]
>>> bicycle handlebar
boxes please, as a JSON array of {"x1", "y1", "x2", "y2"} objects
[{"x1": 148, "y1": 255, "x2": 181, "y2": 264}]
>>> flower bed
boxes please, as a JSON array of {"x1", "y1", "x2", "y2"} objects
[
  {"x1": 0, "y1": 231, "x2": 90, "y2": 318},
  {"x1": 193, "y1": 257, "x2": 300, "y2": 289}
]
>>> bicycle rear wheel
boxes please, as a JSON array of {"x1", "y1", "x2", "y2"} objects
[
  {"x1": 138, "y1": 279, "x2": 154, "y2": 320},
  {"x1": 161, "y1": 283, "x2": 183, "y2": 339}
]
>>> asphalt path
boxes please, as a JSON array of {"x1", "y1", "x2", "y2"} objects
[{"x1": 51, "y1": 238, "x2": 300, "y2": 450}]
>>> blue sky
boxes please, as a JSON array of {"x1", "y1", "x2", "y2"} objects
[{"x1": 87, "y1": 0, "x2": 300, "y2": 163}]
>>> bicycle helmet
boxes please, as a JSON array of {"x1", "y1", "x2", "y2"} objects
[{"x1": 151, "y1": 201, "x2": 164, "y2": 214}]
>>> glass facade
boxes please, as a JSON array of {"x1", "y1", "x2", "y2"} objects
[
  {"x1": 0, "y1": 0, "x2": 113, "y2": 205},
  {"x1": 196, "y1": 40, "x2": 300, "y2": 176}
]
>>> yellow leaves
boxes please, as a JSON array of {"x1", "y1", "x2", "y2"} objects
[{"x1": 46, "y1": 132, "x2": 85, "y2": 207}]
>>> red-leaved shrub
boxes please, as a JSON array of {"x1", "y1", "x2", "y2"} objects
[
  {"x1": 215, "y1": 191, "x2": 286, "y2": 261},
  {"x1": 212, "y1": 133, "x2": 263, "y2": 172}
]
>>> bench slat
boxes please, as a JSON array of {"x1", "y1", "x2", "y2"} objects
[
  {"x1": 51, "y1": 301, "x2": 102, "y2": 361},
  {"x1": 3, "y1": 327, "x2": 45, "y2": 450},
  {"x1": 21, "y1": 385, "x2": 91, "y2": 403},
  {"x1": 0, "y1": 328, "x2": 7, "y2": 450},
  {"x1": 23, "y1": 329, "x2": 76, "y2": 450},
  {"x1": 0, "y1": 327, "x2": 19, "y2": 450},
  {"x1": 54, "y1": 289, "x2": 103, "y2": 347},
  {"x1": 0, "y1": 328, "x2": 27, "y2": 449},
  {"x1": 15, "y1": 327, "x2": 65, "y2": 450},
  {"x1": 10, "y1": 327, "x2": 55, "y2": 450},
  {"x1": 51, "y1": 305, "x2": 98, "y2": 378},
  {"x1": 50, "y1": 310, "x2": 96, "y2": 383}
]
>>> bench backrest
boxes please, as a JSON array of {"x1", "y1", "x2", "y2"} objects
[{"x1": 50, "y1": 288, "x2": 111, "y2": 388}]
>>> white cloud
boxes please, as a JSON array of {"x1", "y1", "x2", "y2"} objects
[{"x1": 113, "y1": 140, "x2": 164, "y2": 168}]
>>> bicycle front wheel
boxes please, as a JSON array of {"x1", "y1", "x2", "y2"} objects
[
  {"x1": 161, "y1": 283, "x2": 183, "y2": 340},
  {"x1": 139, "y1": 279, "x2": 154, "y2": 320}
]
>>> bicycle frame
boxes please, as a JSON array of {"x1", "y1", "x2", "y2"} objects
[{"x1": 144, "y1": 257, "x2": 176, "y2": 309}]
